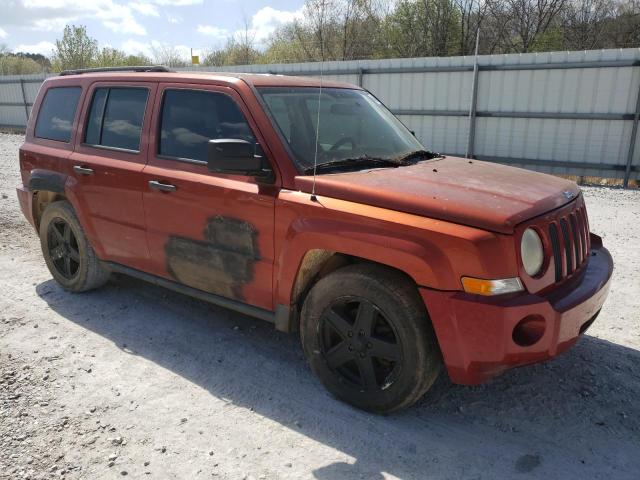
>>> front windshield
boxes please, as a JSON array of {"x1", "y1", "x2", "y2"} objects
[{"x1": 257, "y1": 87, "x2": 425, "y2": 173}]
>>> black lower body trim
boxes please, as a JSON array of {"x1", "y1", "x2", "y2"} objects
[{"x1": 102, "y1": 261, "x2": 275, "y2": 323}]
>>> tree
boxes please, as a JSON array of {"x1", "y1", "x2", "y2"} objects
[
  {"x1": 606, "y1": 0, "x2": 640, "y2": 47},
  {"x1": 0, "y1": 54, "x2": 44, "y2": 75},
  {"x1": 233, "y1": 15, "x2": 259, "y2": 65},
  {"x1": 455, "y1": 0, "x2": 490, "y2": 54},
  {"x1": 561, "y1": 0, "x2": 614, "y2": 49},
  {"x1": 0, "y1": 44, "x2": 48, "y2": 74},
  {"x1": 151, "y1": 44, "x2": 188, "y2": 67},
  {"x1": 52, "y1": 25, "x2": 98, "y2": 71},
  {"x1": 93, "y1": 48, "x2": 153, "y2": 67},
  {"x1": 491, "y1": 0, "x2": 568, "y2": 53}
]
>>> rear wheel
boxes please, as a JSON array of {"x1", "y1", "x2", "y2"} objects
[
  {"x1": 39, "y1": 201, "x2": 109, "y2": 292},
  {"x1": 301, "y1": 263, "x2": 442, "y2": 413}
]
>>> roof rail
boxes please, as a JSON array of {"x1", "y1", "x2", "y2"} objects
[{"x1": 59, "y1": 66, "x2": 174, "y2": 76}]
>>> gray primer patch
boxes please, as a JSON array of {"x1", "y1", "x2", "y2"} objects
[{"x1": 165, "y1": 216, "x2": 260, "y2": 300}]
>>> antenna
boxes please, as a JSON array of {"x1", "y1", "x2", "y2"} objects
[
  {"x1": 465, "y1": 27, "x2": 480, "y2": 159},
  {"x1": 310, "y1": 36, "x2": 324, "y2": 202}
]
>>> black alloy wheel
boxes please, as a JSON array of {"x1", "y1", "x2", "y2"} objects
[
  {"x1": 47, "y1": 217, "x2": 81, "y2": 280},
  {"x1": 320, "y1": 297, "x2": 402, "y2": 391},
  {"x1": 301, "y1": 263, "x2": 442, "y2": 413}
]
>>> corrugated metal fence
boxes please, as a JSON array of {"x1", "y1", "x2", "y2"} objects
[{"x1": 2, "y1": 48, "x2": 640, "y2": 186}]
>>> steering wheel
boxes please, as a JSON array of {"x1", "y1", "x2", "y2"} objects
[{"x1": 329, "y1": 136, "x2": 357, "y2": 152}]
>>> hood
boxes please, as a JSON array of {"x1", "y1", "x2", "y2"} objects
[{"x1": 294, "y1": 156, "x2": 580, "y2": 234}]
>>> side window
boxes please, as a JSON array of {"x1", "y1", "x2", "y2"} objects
[
  {"x1": 34, "y1": 87, "x2": 82, "y2": 142},
  {"x1": 84, "y1": 87, "x2": 149, "y2": 151},
  {"x1": 159, "y1": 89, "x2": 255, "y2": 162}
]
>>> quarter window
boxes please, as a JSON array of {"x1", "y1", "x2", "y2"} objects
[
  {"x1": 159, "y1": 89, "x2": 255, "y2": 162},
  {"x1": 84, "y1": 87, "x2": 149, "y2": 151},
  {"x1": 34, "y1": 87, "x2": 82, "y2": 142}
]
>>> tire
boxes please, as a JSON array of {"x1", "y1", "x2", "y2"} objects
[
  {"x1": 39, "y1": 201, "x2": 109, "y2": 292},
  {"x1": 300, "y1": 263, "x2": 442, "y2": 413}
]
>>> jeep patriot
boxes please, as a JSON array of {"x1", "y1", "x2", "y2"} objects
[{"x1": 16, "y1": 66, "x2": 613, "y2": 413}]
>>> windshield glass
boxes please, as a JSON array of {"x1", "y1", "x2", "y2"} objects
[{"x1": 257, "y1": 87, "x2": 424, "y2": 173}]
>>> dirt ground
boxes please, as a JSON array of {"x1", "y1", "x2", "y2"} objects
[{"x1": 1, "y1": 131, "x2": 639, "y2": 480}]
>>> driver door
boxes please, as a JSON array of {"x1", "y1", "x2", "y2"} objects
[{"x1": 141, "y1": 83, "x2": 277, "y2": 310}]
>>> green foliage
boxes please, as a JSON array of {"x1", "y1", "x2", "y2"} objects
[
  {"x1": 93, "y1": 48, "x2": 152, "y2": 67},
  {"x1": 44, "y1": 26, "x2": 153, "y2": 72},
  {"x1": 4, "y1": 0, "x2": 640, "y2": 75},
  {"x1": 202, "y1": 38, "x2": 262, "y2": 66},
  {"x1": 51, "y1": 25, "x2": 98, "y2": 71},
  {"x1": 0, "y1": 55, "x2": 44, "y2": 75},
  {"x1": 0, "y1": 44, "x2": 50, "y2": 74},
  {"x1": 530, "y1": 27, "x2": 565, "y2": 53}
]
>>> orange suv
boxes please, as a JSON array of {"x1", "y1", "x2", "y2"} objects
[{"x1": 16, "y1": 66, "x2": 613, "y2": 413}]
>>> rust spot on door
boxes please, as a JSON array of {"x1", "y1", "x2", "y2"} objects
[{"x1": 165, "y1": 216, "x2": 260, "y2": 300}]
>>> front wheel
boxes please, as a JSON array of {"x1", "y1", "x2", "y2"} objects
[{"x1": 301, "y1": 263, "x2": 442, "y2": 413}]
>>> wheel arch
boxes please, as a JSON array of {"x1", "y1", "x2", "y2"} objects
[
  {"x1": 28, "y1": 170, "x2": 69, "y2": 229},
  {"x1": 27, "y1": 170, "x2": 104, "y2": 259},
  {"x1": 32, "y1": 190, "x2": 67, "y2": 230},
  {"x1": 274, "y1": 242, "x2": 445, "y2": 333}
]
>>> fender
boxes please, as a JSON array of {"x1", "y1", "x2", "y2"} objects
[
  {"x1": 28, "y1": 169, "x2": 67, "y2": 194},
  {"x1": 27, "y1": 169, "x2": 107, "y2": 260},
  {"x1": 275, "y1": 218, "x2": 454, "y2": 306},
  {"x1": 273, "y1": 191, "x2": 520, "y2": 314}
]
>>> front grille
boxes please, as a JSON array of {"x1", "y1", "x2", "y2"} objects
[{"x1": 547, "y1": 203, "x2": 590, "y2": 282}]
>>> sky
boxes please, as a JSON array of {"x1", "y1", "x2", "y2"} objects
[{"x1": 0, "y1": 0, "x2": 306, "y2": 59}]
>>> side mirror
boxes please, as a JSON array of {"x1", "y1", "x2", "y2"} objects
[{"x1": 207, "y1": 139, "x2": 270, "y2": 177}]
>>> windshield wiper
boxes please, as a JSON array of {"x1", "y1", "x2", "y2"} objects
[
  {"x1": 395, "y1": 149, "x2": 441, "y2": 163},
  {"x1": 302, "y1": 150, "x2": 441, "y2": 175},
  {"x1": 303, "y1": 156, "x2": 403, "y2": 174}
]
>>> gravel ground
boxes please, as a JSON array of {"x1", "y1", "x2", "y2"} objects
[{"x1": 1, "y1": 132, "x2": 639, "y2": 480}]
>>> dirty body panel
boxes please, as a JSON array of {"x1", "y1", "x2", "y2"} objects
[{"x1": 17, "y1": 70, "x2": 613, "y2": 390}]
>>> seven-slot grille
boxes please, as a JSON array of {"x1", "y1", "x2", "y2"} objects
[{"x1": 547, "y1": 204, "x2": 590, "y2": 282}]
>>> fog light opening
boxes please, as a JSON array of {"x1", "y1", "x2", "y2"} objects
[{"x1": 512, "y1": 315, "x2": 546, "y2": 347}]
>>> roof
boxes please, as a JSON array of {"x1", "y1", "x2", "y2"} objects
[{"x1": 46, "y1": 70, "x2": 359, "y2": 90}]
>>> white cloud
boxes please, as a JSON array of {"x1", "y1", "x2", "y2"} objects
[
  {"x1": 103, "y1": 16, "x2": 147, "y2": 36},
  {"x1": 153, "y1": 0, "x2": 203, "y2": 5},
  {"x1": 166, "y1": 14, "x2": 182, "y2": 24},
  {"x1": 96, "y1": 3, "x2": 147, "y2": 36},
  {"x1": 0, "y1": 28, "x2": 8, "y2": 39},
  {"x1": 121, "y1": 39, "x2": 152, "y2": 57},
  {"x1": 130, "y1": 2, "x2": 159, "y2": 16},
  {"x1": 32, "y1": 17, "x2": 77, "y2": 32},
  {"x1": 14, "y1": 0, "x2": 147, "y2": 36},
  {"x1": 13, "y1": 41, "x2": 56, "y2": 56},
  {"x1": 197, "y1": 25, "x2": 228, "y2": 39},
  {"x1": 150, "y1": 40, "x2": 191, "y2": 60},
  {"x1": 236, "y1": 7, "x2": 303, "y2": 46}
]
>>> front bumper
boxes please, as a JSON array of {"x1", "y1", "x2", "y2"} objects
[{"x1": 421, "y1": 234, "x2": 613, "y2": 385}]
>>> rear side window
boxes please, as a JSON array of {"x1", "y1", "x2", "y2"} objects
[
  {"x1": 85, "y1": 87, "x2": 149, "y2": 151},
  {"x1": 159, "y1": 89, "x2": 255, "y2": 162},
  {"x1": 34, "y1": 87, "x2": 82, "y2": 142}
]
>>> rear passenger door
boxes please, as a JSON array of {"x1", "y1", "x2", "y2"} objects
[
  {"x1": 141, "y1": 83, "x2": 277, "y2": 311},
  {"x1": 70, "y1": 82, "x2": 157, "y2": 271}
]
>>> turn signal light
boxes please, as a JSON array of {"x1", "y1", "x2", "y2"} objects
[{"x1": 461, "y1": 276, "x2": 524, "y2": 296}]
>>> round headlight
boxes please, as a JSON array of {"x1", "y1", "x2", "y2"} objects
[{"x1": 521, "y1": 228, "x2": 544, "y2": 277}]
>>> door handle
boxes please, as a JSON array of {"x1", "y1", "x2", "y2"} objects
[
  {"x1": 149, "y1": 180, "x2": 177, "y2": 192},
  {"x1": 73, "y1": 165, "x2": 94, "y2": 175}
]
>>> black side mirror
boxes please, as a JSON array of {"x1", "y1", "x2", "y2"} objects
[{"x1": 207, "y1": 139, "x2": 270, "y2": 178}]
